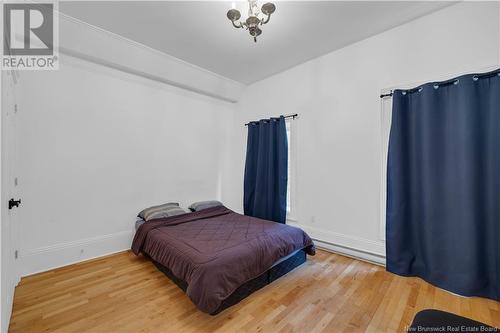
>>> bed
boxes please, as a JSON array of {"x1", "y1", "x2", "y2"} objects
[{"x1": 131, "y1": 205, "x2": 315, "y2": 314}]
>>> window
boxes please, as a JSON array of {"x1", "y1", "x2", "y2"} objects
[
  {"x1": 380, "y1": 94, "x2": 392, "y2": 241},
  {"x1": 285, "y1": 119, "x2": 296, "y2": 220}
]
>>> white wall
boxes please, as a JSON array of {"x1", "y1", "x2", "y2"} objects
[
  {"x1": 4, "y1": 2, "x2": 496, "y2": 331},
  {"x1": 58, "y1": 11, "x2": 245, "y2": 102},
  {"x1": 8, "y1": 16, "x2": 235, "y2": 277},
  {"x1": 222, "y1": 2, "x2": 500, "y2": 261},
  {"x1": 5, "y1": 0, "x2": 500, "y2": 279}
]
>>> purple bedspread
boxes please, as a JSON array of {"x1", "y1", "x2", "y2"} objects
[{"x1": 131, "y1": 206, "x2": 315, "y2": 313}]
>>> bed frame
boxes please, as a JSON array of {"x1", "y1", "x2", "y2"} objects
[{"x1": 149, "y1": 249, "x2": 307, "y2": 315}]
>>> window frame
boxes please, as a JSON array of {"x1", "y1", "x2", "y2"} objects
[
  {"x1": 380, "y1": 94, "x2": 393, "y2": 241},
  {"x1": 286, "y1": 118, "x2": 297, "y2": 222}
]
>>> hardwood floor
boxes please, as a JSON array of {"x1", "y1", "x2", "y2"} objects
[{"x1": 9, "y1": 249, "x2": 499, "y2": 333}]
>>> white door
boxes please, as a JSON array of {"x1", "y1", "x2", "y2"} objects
[{"x1": 1, "y1": 68, "x2": 21, "y2": 333}]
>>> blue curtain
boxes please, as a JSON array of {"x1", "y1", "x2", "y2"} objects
[
  {"x1": 244, "y1": 116, "x2": 288, "y2": 224},
  {"x1": 386, "y1": 69, "x2": 500, "y2": 301}
]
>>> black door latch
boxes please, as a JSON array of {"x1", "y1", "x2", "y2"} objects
[{"x1": 8, "y1": 199, "x2": 21, "y2": 210}]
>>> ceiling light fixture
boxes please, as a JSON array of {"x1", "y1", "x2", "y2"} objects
[{"x1": 226, "y1": 0, "x2": 276, "y2": 43}]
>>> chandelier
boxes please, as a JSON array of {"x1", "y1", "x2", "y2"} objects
[{"x1": 226, "y1": 0, "x2": 276, "y2": 42}]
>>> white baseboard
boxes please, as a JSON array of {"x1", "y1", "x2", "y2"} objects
[
  {"x1": 18, "y1": 230, "x2": 134, "y2": 277},
  {"x1": 288, "y1": 222, "x2": 386, "y2": 266},
  {"x1": 314, "y1": 239, "x2": 386, "y2": 266},
  {"x1": 16, "y1": 224, "x2": 385, "y2": 276}
]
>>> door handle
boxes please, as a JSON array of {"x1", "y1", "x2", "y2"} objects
[{"x1": 8, "y1": 198, "x2": 21, "y2": 210}]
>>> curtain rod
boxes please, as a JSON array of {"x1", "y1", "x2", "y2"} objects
[
  {"x1": 244, "y1": 114, "x2": 298, "y2": 126},
  {"x1": 380, "y1": 68, "x2": 500, "y2": 99}
]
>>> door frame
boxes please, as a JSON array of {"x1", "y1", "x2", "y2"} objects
[{"x1": 1, "y1": 64, "x2": 21, "y2": 333}]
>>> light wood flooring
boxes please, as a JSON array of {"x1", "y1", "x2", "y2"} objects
[{"x1": 9, "y1": 249, "x2": 500, "y2": 333}]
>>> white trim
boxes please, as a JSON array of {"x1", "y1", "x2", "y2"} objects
[
  {"x1": 18, "y1": 230, "x2": 134, "y2": 277},
  {"x1": 285, "y1": 118, "x2": 298, "y2": 221},
  {"x1": 54, "y1": 8, "x2": 244, "y2": 103},
  {"x1": 379, "y1": 96, "x2": 392, "y2": 241},
  {"x1": 58, "y1": 47, "x2": 239, "y2": 104},
  {"x1": 47, "y1": 4, "x2": 244, "y2": 87},
  {"x1": 288, "y1": 221, "x2": 385, "y2": 264},
  {"x1": 0, "y1": 66, "x2": 19, "y2": 333},
  {"x1": 0, "y1": 46, "x2": 5, "y2": 333},
  {"x1": 315, "y1": 240, "x2": 386, "y2": 267}
]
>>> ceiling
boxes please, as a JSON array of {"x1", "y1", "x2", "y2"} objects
[{"x1": 59, "y1": 1, "x2": 453, "y2": 85}]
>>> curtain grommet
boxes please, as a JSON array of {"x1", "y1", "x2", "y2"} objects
[
  {"x1": 473, "y1": 75, "x2": 479, "y2": 81},
  {"x1": 433, "y1": 84, "x2": 439, "y2": 90},
  {"x1": 454, "y1": 79, "x2": 459, "y2": 85},
  {"x1": 402, "y1": 91, "x2": 407, "y2": 95},
  {"x1": 418, "y1": 87, "x2": 423, "y2": 93}
]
